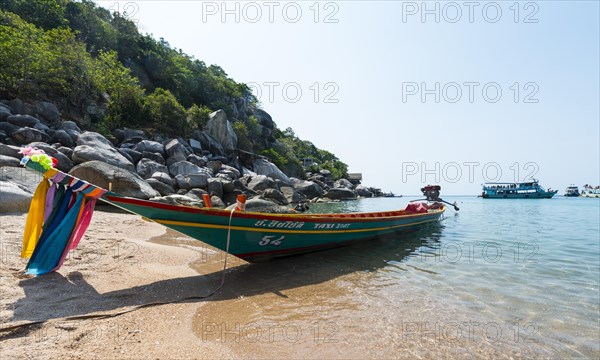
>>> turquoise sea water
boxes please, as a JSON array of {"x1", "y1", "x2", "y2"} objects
[{"x1": 304, "y1": 196, "x2": 600, "y2": 357}]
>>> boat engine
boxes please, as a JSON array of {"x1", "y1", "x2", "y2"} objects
[{"x1": 421, "y1": 185, "x2": 441, "y2": 202}]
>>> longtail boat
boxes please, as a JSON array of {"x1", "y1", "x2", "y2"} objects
[
  {"x1": 17, "y1": 153, "x2": 448, "y2": 267},
  {"x1": 101, "y1": 194, "x2": 446, "y2": 261}
]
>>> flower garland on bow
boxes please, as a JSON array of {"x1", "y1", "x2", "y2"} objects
[{"x1": 19, "y1": 146, "x2": 58, "y2": 170}]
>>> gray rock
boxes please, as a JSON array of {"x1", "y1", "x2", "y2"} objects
[
  {"x1": 253, "y1": 158, "x2": 291, "y2": 185},
  {"x1": 0, "y1": 122, "x2": 20, "y2": 136},
  {"x1": 355, "y1": 185, "x2": 374, "y2": 197},
  {"x1": 73, "y1": 131, "x2": 134, "y2": 171},
  {"x1": 174, "y1": 174, "x2": 190, "y2": 190},
  {"x1": 260, "y1": 188, "x2": 289, "y2": 205},
  {"x1": 65, "y1": 129, "x2": 80, "y2": 143},
  {"x1": 324, "y1": 188, "x2": 357, "y2": 200},
  {"x1": 34, "y1": 122, "x2": 51, "y2": 132},
  {"x1": 57, "y1": 146, "x2": 73, "y2": 159},
  {"x1": 141, "y1": 151, "x2": 165, "y2": 165},
  {"x1": 280, "y1": 186, "x2": 307, "y2": 203},
  {"x1": 187, "y1": 173, "x2": 209, "y2": 188},
  {"x1": 252, "y1": 108, "x2": 274, "y2": 129},
  {"x1": 222, "y1": 180, "x2": 235, "y2": 193},
  {"x1": 0, "y1": 180, "x2": 33, "y2": 212},
  {"x1": 186, "y1": 153, "x2": 207, "y2": 167},
  {"x1": 69, "y1": 161, "x2": 159, "y2": 199},
  {"x1": 0, "y1": 143, "x2": 21, "y2": 159},
  {"x1": 210, "y1": 195, "x2": 226, "y2": 208},
  {"x1": 27, "y1": 142, "x2": 74, "y2": 173},
  {"x1": 114, "y1": 128, "x2": 145, "y2": 143},
  {"x1": 51, "y1": 129, "x2": 74, "y2": 147},
  {"x1": 247, "y1": 174, "x2": 277, "y2": 192},
  {"x1": 134, "y1": 140, "x2": 165, "y2": 157},
  {"x1": 220, "y1": 164, "x2": 241, "y2": 179},
  {"x1": 0, "y1": 105, "x2": 11, "y2": 121},
  {"x1": 168, "y1": 161, "x2": 202, "y2": 177},
  {"x1": 146, "y1": 178, "x2": 175, "y2": 196},
  {"x1": 190, "y1": 130, "x2": 224, "y2": 156},
  {"x1": 233, "y1": 179, "x2": 257, "y2": 195},
  {"x1": 61, "y1": 120, "x2": 82, "y2": 132},
  {"x1": 334, "y1": 178, "x2": 355, "y2": 189},
  {"x1": 7, "y1": 114, "x2": 40, "y2": 128},
  {"x1": 207, "y1": 178, "x2": 223, "y2": 198},
  {"x1": 136, "y1": 158, "x2": 168, "y2": 179},
  {"x1": 150, "y1": 194, "x2": 202, "y2": 207},
  {"x1": 187, "y1": 188, "x2": 208, "y2": 200},
  {"x1": 164, "y1": 138, "x2": 191, "y2": 162},
  {"x1": 150, "y1": 171, "x2": 174, "y2": 187},
  {"x1": 291, "y1": 179, "x2": 324, "y2": 199},
  {"x1": 206, "y1": 109, "x2": 237, "y2": 153},
  {"x1": 0, "y1": 155, "x2": 21, "y2": 167},
  {"x1": 33, "y1": 101, "x2": 60, "y2": 125},
  {"x1": 0, "y1": 130, "x2": 7, "y2": 142},
  {"x1": 207, "y1": 160, "x2": 222, "y2": 174},
  {"x1": 189, "y1": 138, "x2": 202, "y2": 153},
  {"x1": 119, "y1": 148, "x2": 142, "y2": 164},
  {"x1": 11, "y1": 127, "x2": 48, "y2": 144},
  {"x1": 226, "y1": 198, "x2": 295, "y2": 214}
]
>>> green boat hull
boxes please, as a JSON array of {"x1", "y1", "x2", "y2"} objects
[{"x1": 103, "y1": 195, "x2": 445, "y2": 261}]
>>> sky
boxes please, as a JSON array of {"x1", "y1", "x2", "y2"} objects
[{"x1": 95, "y1": 0, "x2": 599, "y2": 195}]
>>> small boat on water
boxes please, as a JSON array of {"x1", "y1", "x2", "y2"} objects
[
  {"x1": 480, "y1": 179, "x2": 558, "y2": 199},
  {"x1": 581, "y1": 185, "x2": 600, "y2": 198},
  {"x1": 564, "y1": 185, "x2": 580, "y2": 197}
]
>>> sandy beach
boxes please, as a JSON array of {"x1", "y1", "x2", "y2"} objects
[{"x1": 1, "y1": 208, "x2": 559, "y2": 359}]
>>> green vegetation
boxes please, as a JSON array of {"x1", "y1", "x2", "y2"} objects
[{"x1": 0, "y1": 0, "x2": 349, "y2": 179}]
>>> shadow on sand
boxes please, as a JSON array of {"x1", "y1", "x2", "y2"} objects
[{"x1": 9, "y1": 224, "x2": 444, "y2": 325}]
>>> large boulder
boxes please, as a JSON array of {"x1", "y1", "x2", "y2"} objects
[
  {"x1": 69, "y1": 161, "x2": 159, "y2": 199},
  {"x1": 355, "y1": 185, "x2": 374, "y2": 198},
  {"x1": 61, "y1": 120, "x2": 81, "y2": 133},
  {"x1": 325, "y1": 188, "x2": 357, "y2": 200},
  {"x1": 33, "y1": 101, "x2": 60, "y2": 125},
  {"x1": 0, "y1": 104, "x2": 11, "y2": 121},
  {"x1": 186, "y1": 153, "x2": 207, "y2": 167},
  {"x1": 168, "y1": 160, "x2": 210, "y2": 177},
  {"x1": 136, "y1": 158, "x2": 168, "y2": 179},
  {"x1": 134, "y1": 140, "x2": 165, "y2": 157},
  {"x1": 119, "y1": 148, "x2": 142, "y2": 164},
  {"x1": 280, "y1": 186, "x2": 307, "y2": 203},
  {"x1": 150, "y1": 171, "x2": 174, "y2": 187},
  {"x1": 205, "y1": 110, "x2": 237, "y2": 153},
  {"x1": 334, "y1": 178, "x2": 355, "y2": 189},
  {"x1": 260, "y1": 188, "x2": 289, "y2": 205},
  {"x1": 207, "y1": 178, "x2": 223, "y2": 198},
  {"x1": 11, "y1": 127, "x2": 49, "y2": 144},
  {"x1": 191, "y1": 130, "x2": 224, "y2": 156},
  {"x1": 7, "y1": 114, "x2": 40, "y2": 128},
  {"x1": 226, "y1": 198, "x2": 295, "y2": 214},
  {"x1": 291, "y1": 179, "x2": 324, "y2": 199},
  {"x1": 73, "y1": 131, "x2": 134, "y2": 171},
  {"x1": 0, "y1": 155, "x2": 20, "y2": 167},
  {"x1": 0, "y1": 122, "x2": 20, "y2": 137},
  {"x1": 0, "y1": 166, "x2": 43, "y2": 213},
  {"x1": 141, "y1": 151, "x2": 165, "y2": 165},
  {"x1": 253, "y1": 158, "x2": 291, "y2": 185},
  {"x1": 164, "y1": 138, "x2": 191, "y2": 162},
  {"x1": 0, "y1": 143, "x2": 21, "y2": 159},
  {"x1": 146, "y1": 178, "x2": 175, "y2": 196},
  {"x1": 247, "y1": 174, "x2": 277, "y2": 192},
  {"x1": 50, "y1": 129, "x2": 74, "y2": 148}
]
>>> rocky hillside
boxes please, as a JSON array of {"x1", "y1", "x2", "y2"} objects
[{"x1": 1, "y1": 99, "x2": 384, "y2": 213}]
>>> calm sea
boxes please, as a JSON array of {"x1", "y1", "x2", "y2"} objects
[{"x1": 200, "y1": 196, "x2": 600, "y2": 358}]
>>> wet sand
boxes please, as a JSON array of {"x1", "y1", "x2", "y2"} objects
[{"x1": 1, "y1": 210, "x2": 553, "y2": 359}]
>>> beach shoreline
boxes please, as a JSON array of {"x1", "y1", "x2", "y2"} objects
[{"x1": 0, "y1": 209, "x2": 584, "y2": 359}]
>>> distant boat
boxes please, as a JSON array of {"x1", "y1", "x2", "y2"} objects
[
  {"x1": 480, "y1": 179, "x2": 558, "y2": 199},
  {"x1": 581, "y1": 185, "x2": 600, "y2": 198},
  {"x1": 564, "y1": 185, "x2": 580, "y2": 197}
]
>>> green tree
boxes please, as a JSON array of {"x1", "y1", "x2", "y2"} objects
[
  {"x1": 186, "y1": 104, "x2": 212, "y2": 131},
  {"x1": 144, "y1": 88, "x2": 186, "y2": 135}
]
